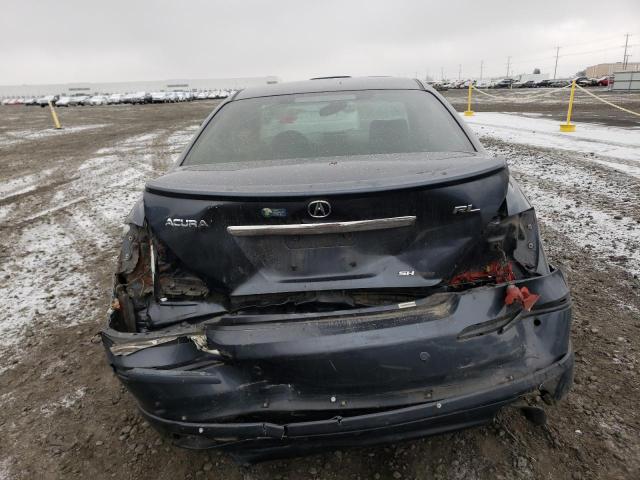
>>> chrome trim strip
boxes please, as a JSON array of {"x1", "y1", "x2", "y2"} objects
[{"x1": 227, "y1": 216, "x2": 416, "y2": 237}]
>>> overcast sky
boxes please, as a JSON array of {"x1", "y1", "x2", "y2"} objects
[{"x1": 1, "y1": 0, "x2": 638, "y2": 85}]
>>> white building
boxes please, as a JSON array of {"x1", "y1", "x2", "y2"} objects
[
  {"x1": 612, "y1": 71, "x2": 640, "y2": 91},
  {"x1": 514, "y1": 72, "x2": 549, "y2": 83},
  {"x1": 0, "y1": 76, "x2": 279, "y2": 98}
]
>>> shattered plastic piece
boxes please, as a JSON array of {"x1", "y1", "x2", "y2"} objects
[{"x1": 504, "y1": 285, "x2": 540, "y2": 311}]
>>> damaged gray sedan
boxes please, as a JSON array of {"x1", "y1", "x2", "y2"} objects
[{"x1": 102, "y1": 76, "x2": 573, "y2": 463}]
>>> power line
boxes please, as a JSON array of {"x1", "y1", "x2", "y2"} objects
[
  {"x1": 559, "y1": 32, "x2": 631, "y2": 50},
  {"x1": 473, "y1": 31, "x2": 640, "y2": 66},
  {"x1": 434, "y1": 32, "x2": 640, "y2": 80},
  {"x1": 561, "y1": 45, "x2": 626, "y2": 58},
  {"x1": 472, "y1": 31, "x2": 640, "y2": 72}
]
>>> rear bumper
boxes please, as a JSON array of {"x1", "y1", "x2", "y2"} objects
[
  {"x1": 138, "y1": 350, "x2": 573, "y2": 463},
  {"x1": 102, "y1": 268, "x2": 573, "y2": 462}
]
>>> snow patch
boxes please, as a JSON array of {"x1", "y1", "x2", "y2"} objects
[
  {"x1": 0, "y1": 125, "x2": 217, "y2": 350},
  {"x1": 0, "y1": 458, "x2": 15, "y2": 480},
  {"x1": 463, "y1": 112, "x2": 640, "y2": 166},
  {"x1": 0, "y1": 124, "x2": 107, "y2": 147},
  {"x1": 39, "y1": 387, "x2": 87, "y2": 417},
  {"x1": 0, "y1": 222, "x2": 93, "y2": 346},
  {"x1": 96, "y1": 131, "x2": 163, "y2": 154},
  {"x1": 0, "y1": 169, "x2": 54, "y2": 200},
  {"x1": 518, "y1": 181, "x2": 640, "y2": 275}
]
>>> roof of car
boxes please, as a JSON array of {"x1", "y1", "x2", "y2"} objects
[{"x1": 234, "y1": 76, "x2": 425, "y2": 100}]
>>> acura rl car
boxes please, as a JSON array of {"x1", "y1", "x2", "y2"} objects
[{"x1": 101, "y1": 76, "x2": 573, "y2": 463}]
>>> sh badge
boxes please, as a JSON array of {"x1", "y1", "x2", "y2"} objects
[
  {"x1": 261, "y1": 208, "x2": 288, "y2": 218},
  {"x1": 398, "y1": 270, "x2": 415, "y2": 276}
]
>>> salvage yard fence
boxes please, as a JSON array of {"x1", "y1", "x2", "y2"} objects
[{"x1": 463, "y1": 81, "x2": 640, "y2": 131}]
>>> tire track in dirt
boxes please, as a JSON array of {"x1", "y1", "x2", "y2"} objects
[{"x1": 0, "y1": 122, "x2": 199, "y2": 353}]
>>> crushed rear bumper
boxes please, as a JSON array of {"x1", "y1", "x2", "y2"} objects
[{"x1": 102, "y1": 268, "x2": 573, "y2": 463}]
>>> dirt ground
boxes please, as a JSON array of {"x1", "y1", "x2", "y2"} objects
[{"x1": 0, "y1": 93, "x2": 638, "y2": 480}]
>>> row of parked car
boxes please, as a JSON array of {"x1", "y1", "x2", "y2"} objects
[
  {"x1": 1, "y1": 89, "x2": 234, "y2": 107},
  {"x1": 431, "y1": 75, "x2": 613, "y2": 91}
]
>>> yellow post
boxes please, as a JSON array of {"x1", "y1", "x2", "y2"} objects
[
  {"x1": 560, "y1": 80, "x2": 577, "y2": 132},
  {"x1": 48, "y1": 100, "x2": 62, "y2": 129},
  {"x1": 464, "y1": 82, "x2": 474, "y2": 116}
]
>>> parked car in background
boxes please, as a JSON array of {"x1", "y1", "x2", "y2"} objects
[
  {"x1": 492, "y1": 78, "x2": 515, "y2": 88},
  {"x1": 127, "y1": 92, "x2": 151, "y2": 104},
  {"x1": 535, "y1": 79, "x2": 553, "y2": 88},
  {"x1": 597, "y1": 76, "x2": 613, "y2": 87},
  {"x1": 55, "y1": 96, "x2": 72, "y2": 107},
  {"x1": 108, "y1": 93, "x2": 124, "y2": 104},
  {"x1": 550, "y1": 79, "x2": 571, "y2": 88},
  {"x1": 88, "y1": 95, "x2": 108, "y2": 106},
  {"x1": 428, "y1": 81, "x2": 449, "y2": 91},
  {"x1": 36, "y1": 95, "x2": 59, "y2": 107},
  {"x1": 474, "y1": 79, "x2": 492, "y2": 89},
  {"x1": 513, "y1": 80, "x2": 536, "y2": 88},
  {"x1": 151, "y1": 92, "x2": 168, "y2": 103},
  {"x1": 23, "y1": 97, "x2": 38, "y2": 106},
  {"x1": 574, "y1": 77, "x2": 597, "y2": 87},
  {"x1": 69, "y1": 95, "x2": 91, "y2": 106}
]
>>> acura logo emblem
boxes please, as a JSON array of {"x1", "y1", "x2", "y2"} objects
[{"x1": 308, "y1": 200, "x2": 331, "y2": 218}]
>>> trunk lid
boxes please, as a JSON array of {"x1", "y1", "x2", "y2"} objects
[{"x1": 144, "y1": 153, "x2": 508, "y2": 297}]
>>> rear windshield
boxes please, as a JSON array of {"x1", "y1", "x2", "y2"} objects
[{"x1": 183, "y1": 90, "x2": 474, "y2": 165}]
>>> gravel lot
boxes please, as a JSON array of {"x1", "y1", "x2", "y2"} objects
[{"x1": 0, "y1": 93, "x2": 638, "y2": 480}]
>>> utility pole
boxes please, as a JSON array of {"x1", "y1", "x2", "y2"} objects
[
  {"x1": 553, "y1": 46, "x2": 560, "y2": 79},
  {"x1": 458, "y1": 64, "x2": 462, "y2": 80},
  {"x1": 480, "y1": 60, "x2": 484, "y2": 80},
  {"x1": 622, "y1": 33, "x2": 630, "y2": 70},
  {"x1": 506, "y1": 56, "x2": 511, "y2": 78},
  {"x1": 441, "y1": 67, "x2": 444, "y2": 81}
]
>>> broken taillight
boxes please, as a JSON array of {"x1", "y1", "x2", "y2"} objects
[{"x1": 450, "y1": 261, "x2": 515, "y2": 286}]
